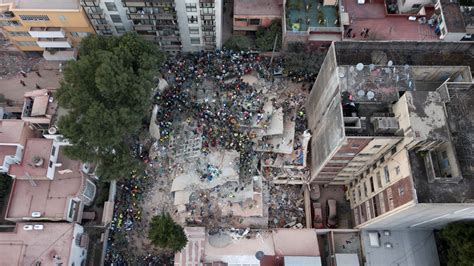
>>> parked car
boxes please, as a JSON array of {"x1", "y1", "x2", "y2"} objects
[
  {"x1": 326, "y1": 199, "x2": 338, "y2": 228},
  {"x1": 312, "y1": 202, "x2": 324, "y2": 229}
]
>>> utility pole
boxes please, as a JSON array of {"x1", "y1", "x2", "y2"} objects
[{"x1": 269, "y1": 33, "x2": 279, "y2": 66}]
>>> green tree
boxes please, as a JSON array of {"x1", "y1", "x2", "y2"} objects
[
  {"x1": 148, "y1": 213, "x2": 187, "y2": 252},
  {"x1": 56, "y1": 33, "x2": 165, "y2": 181},
  {"x1": 256, "y1": 20, "x2": 282, "y2": 51},
  {"x1": 440, "y1": 221, "x2": 474, "y2": 266},
  {"x1": 223, "y1": 36, "x2": 253, "y2": 51}
]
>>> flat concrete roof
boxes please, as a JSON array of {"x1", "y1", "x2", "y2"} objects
[
  {"x1": 362, "y1": 230, "x2": 440, "y2": 266},
  {"x1": 15, "y1": 0, "x2": 80, "y2": 9},
  {"x1": 234, "y1": 0, "x2": 282, "y2": 17},
  {"x1": 0, "y1": 120, "x2": 32, "y2": 145},
  {"x1": 8, "y1": 138, "x2": 52, "y2": 179},
  {"x1": 0, "y1": 222, "x2": 76, "y2": 265},
  {"x1": 440, "y1": 1, "x2": 466, "y2": 33},
  {"x1": 6, "y1": 173, "x2": 83, "y2": 220}
]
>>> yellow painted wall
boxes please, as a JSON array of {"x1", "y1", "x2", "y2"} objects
[{"x1": 0, "y1": 6, "x2": 95, "y2": 52}]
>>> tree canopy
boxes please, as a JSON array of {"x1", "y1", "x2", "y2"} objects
[
  {"x1": 148, "y1": 213, "x2": 187, "y2": 252},
  {"x1": 439, "y1": 221, "x2": 474, "y2": 266},
  {"x1": 256, "y1": 20, "x2": 282, "y2": 51},
  {"x1": 56, "y1": 33, "x2": 165, "y2": 180},
  {"x1": 223, "y1": 35, "x2": 253, "y2": 51}
]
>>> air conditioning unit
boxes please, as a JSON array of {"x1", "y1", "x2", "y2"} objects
[{"x1": 371, "y1": 117, "x2": 399, "y2": 133}]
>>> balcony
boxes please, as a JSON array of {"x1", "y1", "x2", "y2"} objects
[
  {"x1": 133, "y1": 24, "x2": 157, "y2": 31},
  {"x1": 80, "y1": 0, "x2": 99, "y2": 7},
  {"x1": 127, "y1": 12, "x2": 175, "y2": 20},
  {"x1": 29, "y1": 27, "x2": 65, "y2": 38},
  {"x1": 36, "y1": 37, "x2": 72, "y2": 48},
  {"x1": 159, "y1": 35, "x2": 180, "y2": 41},
  {"x1": 87, "y1": 7, "x2": 103, "y2": 15}
]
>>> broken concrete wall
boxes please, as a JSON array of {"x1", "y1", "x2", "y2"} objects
[{"x1": 149, "y1": 105, "x2": 160, "y2": 140}]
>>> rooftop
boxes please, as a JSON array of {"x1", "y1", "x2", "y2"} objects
[
  {"x1": 440, "y1": 0, "x2": 466, "y2": 33},
  {"x1": 409, "y1": 83, "x2": 474, "y2": 203},
  {"x1": 338, "y1": 65, "x2": 413, "y2": 103},
  {"x1": 362, "y1": 230, "x2": 440, "y2": 266},
  {"x1": 234, "y1": 0, "x2": 282, "y2": 16},
  {"x1": 285, "y1": 0, "x2": 339, "y2": 31},
  {"x1": 333, "y1": 41, "x2": 474, "y2": 67},
  {"x1": 0, "y1": 120, "x2": 33, "y2": 145},
  {"x1": 8, "y1": 138, "x2": 52, "y2": 179},
  {"x1": 0, "y1": 222, "x2": 77, "y2": 266},
  {"x1": 6, "y1": 168, "x2": 83, "y2": 220},
  {"x1": 14, "y1": 0, "x2": 80, "y2": 10},
  {"x1": 404, "y1": 91, "x2": 450, "y2": 141},
  {"x1": 342, "y1": 0, "x2": 438, "y2": 40}
]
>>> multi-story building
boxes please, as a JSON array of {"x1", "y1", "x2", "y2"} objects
[
  {"x1": 233, "y1": 0, "x2": 282, "y2": 37},
  {"x1": 115, "y1": 0, "x2": 222, "y2": 53},
  {"x1": 307, "y1": 42, "x2": 474, "y2": 229},
  {"x1": 80, "y1": 0, "x2": 132, "y2": 35},
  {"x1": 0, "y1": 0, "x2": 95, "y2": 60}
]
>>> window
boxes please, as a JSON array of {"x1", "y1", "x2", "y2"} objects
[
  {"x1": 249, "y1": 19, "x2": 260, "y2": 26},
  {"x1": 188, "y1": 15, "x2": 198, "y2": 24},
  {"x1": 395, "y1": 166, "x2": 400, "y2": 175},
  {"x1": 8, "y1": 31, "x2": 30, "y2": 37},
  {"x1": 19, "y1": 15, "x2": 49, "y2": 21},
  {"x1": 16, "y1": 41, "x2": 38, "y2": 46},
  {"x1": 384, "y1": 166, "x2": 390, "y2": 183},
  {"x1": 58, "y1": 15, "x2": 66, "y2": 21},
  {"x1": 398, "y1": 186, "x2": 405, "y2": 196},
  {"x1": 357, "y1": 186, "x2": 362, "y2": 199},
  {"x1": 236, "y1": 18, "x2": 247, "y2": 22},
  {"x1": 110, "y1": 14, "x2": 122, "y2": 23},
  {"x1": 189, "y1": 27, "x2": 199, "y2": 34},
  {"x1": 376, "y1": 171, "x2": 382, "y2": 188},
  {"x1": 70, "y1": 32, "x2": 91, "y2": 37},
  {"x1": 105, "y1": 2, "x2": 118, "y2": 11},
  {"x1": 363, "y1": 182, "x2": 368, "y2": 197},
  {"x1": 0, "y1": 20, "x2": 21, "y2": 26},
  {"x1": 115, "y1": 26, "x2": 126, "y2": 33},
  {"x1": 48, "y1": 160, "x2": 53, "y2": 168},
  {"x1": 186, "y1": 3, "x2": 197, "y2": 12},
  {"x1": 369, "y1": 177, "x2": 375, "y2": 192},
  {"x1": 201, "y1": 7, "x2": 214, "y2": 14},
  {"x1": 380, "y1": 156, "x2": 385, "y2": 163},
  {"x1": 373, "y1": 145, "x2": 382, "y2": 149},
  {"x1": 190, "y1": 37, "x2": 200, "y2": 44},
  {"x1": 391, "y1": 147, "x2": 397, "y2": 155},
  {"x1": 51, "y1": 146, "x2": 56, "y2": 156}
]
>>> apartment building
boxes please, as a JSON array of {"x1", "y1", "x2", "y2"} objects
[
  {"x1": 0, "y1": 0, "x2": 95, "y2": 60},
  {"x1": 80, "y1": 0, "x2": 132, "y2": 35},
  {"x1": 86, "y1": 0, "x2": 223, "y2": 52},
  {"x1": 307, "y1": 42, "x2": 474, "y2": 229}
]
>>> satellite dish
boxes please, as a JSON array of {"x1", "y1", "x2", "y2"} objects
[
  {"x1": 48, "y1": 126, "x2": 58, "y2": 135},
  {"x1": 404, "y1": 64, "x2": 410, "y2": 70},
  {"x1": 387, "y1": 60, "x2": 393, "y2": 66},
  {"x1": 256, "y1": 251, "x2": 265, "y2": 260},
  {"x1": 356, "y1": 63, "x2": 364, "y2": 71},
  {"x1": 339, "y1": 72, "x2": 345, "y2": 78},
  {"x1": 357, "y1": 90, "x2": 366, "y2": 97},
  {"x1": 349, "y1": 66, "x2": 355, "y2": 72},
  {"x1": 369, "y1": 64, "x2": 375, "y2": 71},
  {"x1": 367, "y1": 91, "x2": 375, "y2": 100}
]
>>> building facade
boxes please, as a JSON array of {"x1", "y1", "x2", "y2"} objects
[
  {"x1": 307, "y1": 42, "x2": 474, "y2": 229},
  {"x1": 233, "y1": 0, "x2": 282, "y2": 36},
  {"x1": 0, "y1": 0, "x2": 95, "y2": 60}
]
